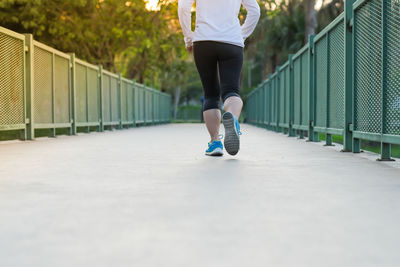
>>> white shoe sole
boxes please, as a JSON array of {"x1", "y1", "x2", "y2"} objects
[
  {"x1": 205, "y1": 147, "x2": 223, "y2": 156},
  {"x1": 222, "y1": 112, "x2": 240, "y2": 156}
]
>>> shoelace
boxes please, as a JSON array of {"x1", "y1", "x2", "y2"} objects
[{"x1": 208, "y1": 136, "x2": 224, "y2": 147}]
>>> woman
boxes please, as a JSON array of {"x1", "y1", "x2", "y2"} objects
[{"x1": 178, "y1": 0, "x2": 260, "y2": 156}]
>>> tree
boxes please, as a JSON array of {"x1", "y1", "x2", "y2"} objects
[
  {"x1": 304, "y1": 0, "x2": 317, "y2": 42},
  {"x1": 0, "y1": 0, "x2": 188, "y2": 94}
]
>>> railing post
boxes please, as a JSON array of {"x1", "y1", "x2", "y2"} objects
[
  {"x1": 343, "y1": 0, "x2": 355, "y2": 152},
  {"x1": 168, "y1": 95, "x2": 172, "y2": 122},
  {"x1": 70, "y1": 53, "x2": 77, "y2": 135},
  {"x1": 259, "y1": 86, "x2": 262, "y2": 127},
  {"x1": 325, "y1": 31, "x2": 334, "y2": 146},
  {"x1": 267, "y1": 81, "x2": 270, "y2": 129},
  {"x1": 308, "y1": 34, "x2": 319, "y2": 142},
  {"x1": 260, "y1": 84, "x2": 264, "y2": 128},
  {"x1": 276, "y1": 67, "x2": 282, "y2": 133},
  {"x1": 378, "y1": 0, "x2": 393, "y2": 161},
  {"x1": 288, "y1": 55, "x2": 296, "y2": 137},
  {"x1": 118, "y1": 73, "x2": 123, "y2": 129},
  {"x1": 24, "y1": 34, "x2": 35, "y2": 140},
  {"x1": 298, "y1": 56, "x2": 304, "y2": 140},
  {"x1": 261, "y1": 82, "x2": 265, "y2": 128},
  {"x1": 50, "y1": 52, "x2": 56, "y2": 137},
  {"x1": 132, "y1": 80, "x2": 137, "y2": 127},
  {"x1": 143, "y1": 86, "x2": 147, "y2": 126},
  {"x1": 152, "y1": 90, "x2": 155, "y2": 125},
  {"x1": 98, "y1": 65, "x2": 104, "y2": 132}
]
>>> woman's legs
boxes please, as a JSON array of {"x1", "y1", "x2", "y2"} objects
[
  {"x1": 202, "y1": 93, "x2": 245, "y2": 143},
  {"x1": 217, "y1": 43, "x2": 244, "y2": 119},
  {"x1": 193, "y1": 41, "x2": 244, "y2": 147},
  {"x1": 203, "y1": 109, "x2": 221, "y2": 141},
  {"x1": 223, "y1": 96, "x2": 243, "y2": 118},
  {"x1": 193, "y1": 42, "x2": 221, "y2": 142},
  {"x1": 217, "y1": 44, "x2": 243, "y2": 155}
]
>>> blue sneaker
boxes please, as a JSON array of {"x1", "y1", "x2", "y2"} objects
[
  {"x1": 222, "y1": 112, "x2": 242, "y2": 155},
  {"x1": 205, "y1": 140, "x2": 224, "y2": 156}
]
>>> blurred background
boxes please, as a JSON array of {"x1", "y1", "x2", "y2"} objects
[{"x1": 0, "y1": 0, "x2": 345, "y2": 121}]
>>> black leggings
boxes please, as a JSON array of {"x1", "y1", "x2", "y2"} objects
[{"x1": 193, "y1": 41, "x2": 243, "y2": 111}]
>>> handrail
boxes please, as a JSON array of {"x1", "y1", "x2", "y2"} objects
[
  {"x1": 246, "y1": 0, "x2": 399, "y2": 161},
  {"x1": 0, "y1": 26, "x2": 171, "y2": 141}
]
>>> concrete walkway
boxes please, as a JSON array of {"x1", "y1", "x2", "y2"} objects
[{"x1": 0, "y1": 124, "x2": 399, "y2": 267}]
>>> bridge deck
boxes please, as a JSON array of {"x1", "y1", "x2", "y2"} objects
[{"x1": 0, "y1": 124, "x2": 399, "y2": 267}]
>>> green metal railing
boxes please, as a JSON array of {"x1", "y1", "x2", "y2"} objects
[
  {"x1": 246, "y1": 0, "x2": 400, "y2": 161},
  {"x1": 0, "y1": 26, "x2": 171, "y2": 140}
]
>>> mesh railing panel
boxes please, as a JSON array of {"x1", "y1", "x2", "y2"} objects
[
  {"x1": 328, "y1": 20, "x2": 345, "y2": 130},
  {"x1": 263, "y1": 84, "x2": 268, "y2": 124},
  {"x1": 385, "y1": 1, "x2": 400, "y2": 135},
  {"x1": 285, "y1": 67, "x2": 290, "y2": 124},
  {"x1": 160, "y1": 95, "x2": 164, "y2": 122},
  {"x1": 121, "y1": 81, "x2": 128, "y2": 122},
  {"x1": 354, "y1": 0, "x2": 382, "y2": 134},
  {"x1": 259, "y1": 89, "x2": 262, "y2": 123},
  {"x1": 0, "y1": 27, "x2": 169, "y2": 138},
  {"x1": 0, "y1": 32, "x2": 24, "y2": 127},
  {"x1": 263, "y1": 88, "x2": 266, "y2": 123},
  {"x1": 249, "y1": 96, "x2": 253, "y2": 123},
  {"x1": 153, "y1": 94, "x2": 157, "y2": 122},
  {"x1": 102, "y1": 74, "x2": 111, "y2": 123},
  {"x1": 257, "y1": 87, "x2": 264, "y2": 123},
  {"x1": 254, "y1": 89, "x2": 258, "y2": 123},
  {"x1": 110, "y1": 77, "x2": 119, "y2": 122},
  {"x1": 75, "y1": 63, "x2": 87, "y2": 123},
  {"x1": 87, "y1": 68, "x2": 99, "y2": 123},
  {"x1": 143, "y1": 90, "x2": 147, "y2": 122},
  {"x1": 154, "y1": 93, "x2": 158, "y2": 121},
  {"x1": 134, "y1": 86, "x2": 140, "y2": 121},
  {"x1": 138, "y1": 88, "x2": 144, "y2": 122},
  {"x1": 260, "y1": 89, "x2": 264, "y2": 123},
  {"x1": 274, "y1": 78, "x2": 278, "y2": 123},
  {"x1": 157, "y1": 94, "x2": 161, "y2": 121},
  {"x1": 271, "y1": 79, "x2": 276, "y2": 124},
  {"x1": 34, "y1": 46, "x2": 53, "y2": 123},
  {"x1": 279, "y1": 72, "x2": 284, "y2": 124},
  {"x1": 279, "y1": 70, "x2": 284, "y2": 125},
  {"x1": 301, "y1": 52, "x2": 309, "y2": 126},
  {"x1": 148, "y1": 91, "x2": 153, "y2": 122},
  {"x1": 315, "y1": 36, "x2": 328, "y2": 128},
  {"x1": 145, "y1": 89, "x2": 149, "y2": 122},
  {"x1": 140, "y1": 88, "x2": 145, "y2": 122},
  {"x1": 54, "y1": 55, "x2": 70, "y2": 124},
  {"x1": 164, "y1": 96, "x2": 168, "y2": 122},
  {"x1": 246, "y1": 4, "x2": 398, "y2": 148},
  {"x1": 127, "y1": 84, "x2": 134, "y2": 122},
  {"x1": 293, "y1": 59, "x2": 301, "y2": 125}
]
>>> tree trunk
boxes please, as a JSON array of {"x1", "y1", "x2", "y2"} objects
[
  {"x1": 173, "y1": 86, "x2": 181, "y2": 119},
  {"x1": 304, "y1": 0, "x2": 317, "y2": 43}
]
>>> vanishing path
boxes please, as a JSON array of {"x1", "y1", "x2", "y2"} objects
[{"x1": 0, "y1": 124, "x2": 399, "y2": 267}]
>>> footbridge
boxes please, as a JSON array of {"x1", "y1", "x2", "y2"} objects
[{"x1": 1, "y1": 1, "x2": 400, "y2": 266}]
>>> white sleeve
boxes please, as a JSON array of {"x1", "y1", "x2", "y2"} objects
[
  {"x1": 241, "y1": 0, "x2": 261, "y2": 40},
  {"x1": 178, "y1": 0, "x2": 195, "y2": 47}
]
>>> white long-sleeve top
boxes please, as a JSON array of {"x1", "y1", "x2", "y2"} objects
[{"x1": 178, "y1": 0, "x2": 260, "y2": 48}]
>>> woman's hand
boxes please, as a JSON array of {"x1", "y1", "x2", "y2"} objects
[{"x1": 186, "y1": 46, "x2": 193, "y2": 54}]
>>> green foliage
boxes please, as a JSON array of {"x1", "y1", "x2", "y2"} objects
[
  {"x1": 0, "y1": 0, "x2": 344, "y2": 106},
  {"x1": 242, "y1": 0, "x2": 306, "y2": 97},
  {"x1": 242, "y1": 0, "x2": 344, "y2": 97},
  {"x1": 0, "y1": 0, "x2": 186, "y2": 94}
]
